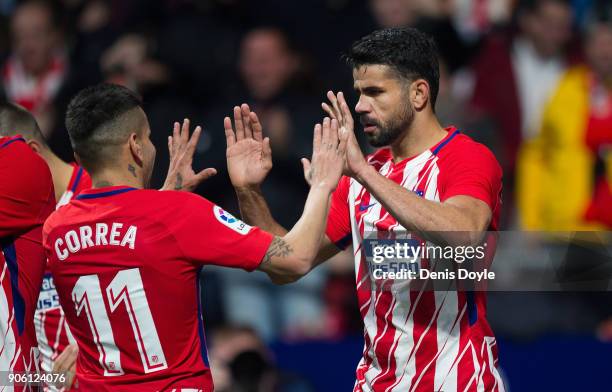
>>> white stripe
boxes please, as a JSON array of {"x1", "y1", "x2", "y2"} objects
[
  {"x1": 424, "y1": 165, "x2": 440, "y2": 200},
  {"x1": 482, "y1": 337, "x2": 505, "y2": 392},
  {"x1": 435, "y1": 306, "x2": 473, "y2": 390},
  {"x1": 363, "y1": 295, "x2": 396, "y2": 386},
  {"x1": 434, "y1": 303, "x2": 466, "y2": 391},
  {"x1": 0, "y1": 262, "x2": 17, "y2": 375},
  {"x1": 462, "y1": 342, "x2": 480, "y2": 392}
]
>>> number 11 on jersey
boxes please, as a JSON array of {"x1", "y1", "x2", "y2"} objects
[{"x1": 72, "y1": 268, "x2": 168, "y2": 376}]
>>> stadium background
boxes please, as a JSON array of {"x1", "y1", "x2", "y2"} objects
[{"x1": 2, "y1": 0, "x2": 612, "y2": 390}]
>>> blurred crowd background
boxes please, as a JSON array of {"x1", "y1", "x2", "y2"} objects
[{"x1": 1, "y1": 0, "x2": 612, "y2": 390}]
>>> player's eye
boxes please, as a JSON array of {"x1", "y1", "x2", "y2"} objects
[{"x1": 363, "y1": 87, "x2": 383, "y2": 97}]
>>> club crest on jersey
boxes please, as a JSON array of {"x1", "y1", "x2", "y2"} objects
[{"x1": 213, "y1": 206, "x2": 252, "y2": 235}]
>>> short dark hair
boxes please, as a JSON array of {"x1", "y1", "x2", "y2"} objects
[
  {"x1": 345, "y1": 27, "x2": 440, "y2": 106},
  {"x1": 65, "y1": 83, "x2": 144, "y2": 172},
  {"x1": 0, "y1": 101, "x2": 46, "y2": 144}
]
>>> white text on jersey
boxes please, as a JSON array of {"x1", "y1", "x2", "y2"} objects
[{"x1": 54, "y1": 223, "x2": 137, "y2": 260}]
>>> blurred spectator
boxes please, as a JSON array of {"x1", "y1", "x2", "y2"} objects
[
  {"x1": 2, "y1": 0, "x2": 67, "y2": 134},
  {"x1": 211, "y1": 27, "x2": 326, "y2": 343},
  {"x1": 368, "y1": 0, "x2": 478, "y2": 74},
  {"x1": 201, "y1": 27, "x2": 318, "y2": 215},
  {"x1": 210, "y1": 325, "x2": 314, "y2": 392},
  {"x1": 210, "y1": 325, "x2": 270, "y2": 392},
  {"x1": 517, "y1": 3, "x2": 612, "y2": 230},
  {"x1": 470, "y1": 0, "x2": 574, "y2": 176},
  {"x1": 321, "y1": 250, "x2": 362, "y2": 339},
  {"x1": 452, "y1": 0, "x2": 514, "y2": 41},
  {"x1": 435, "y1": 58, "x2": 472, "y2": 127},
  {"x1": 369, "y1": 0, "x2": 422, "y2": 28},
  {"x1": 236, "y1": 28, "x2": 315, "y2": 162},
  {"x1": 101, "y1": 33, "x2": 170, "y2": 93}
]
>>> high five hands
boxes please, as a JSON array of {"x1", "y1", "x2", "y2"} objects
[
  {"x1": 321, "y1": 91, "x2": 368, "y2": 179},
  {"x1": 301, "y1": 117, "x2": 348, "y2": 192},
  {"x1": 225, "y1": 103, "x2": 348, "y2": 193},
  {"x1": 224, "y1": 104, "x2": 273, "y2": 190},
  {"x1": 161, "y1": 92, "x2": 365, "y2": 194}
]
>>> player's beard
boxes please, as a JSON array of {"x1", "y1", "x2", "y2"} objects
[{"x1": 361, "y1": 100, "x2": 414, "y2": 147}]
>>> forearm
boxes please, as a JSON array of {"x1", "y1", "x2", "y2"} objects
[
  {"x1": 260, "y1": 185, "x2": 331, "y2": 284},
  {"x1": 235, "y1": 186, "x2": 287, "y2": 236},
  {"x1": 356, "y1": 165, "x2": 485, "y2": 242},
  {"x1": 282, "y1": 185, "x2": 330, "y2": 264}
]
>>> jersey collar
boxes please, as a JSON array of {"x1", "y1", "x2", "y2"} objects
[
  {"x1": 75, "y1": 186, "x2": 137, "y2": 200},
  {"x1": 380, "y1": 126, "x2": 460, "y2": 169},
  {"x1": 0, "y1": 135, "x2": 26, "y2": 149}
]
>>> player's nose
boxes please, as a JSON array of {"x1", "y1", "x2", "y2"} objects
[{"x1": 355, "y1": 96, "x2": 371, "y2": 114}]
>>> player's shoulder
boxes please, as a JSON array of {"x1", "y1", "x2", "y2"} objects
[
  {"x1": 1, "y1": 134, "x2": 54, "y2": 199},
  {"x1": 438, "y1": 130, "x2": 500, "y2": 171},
  {"x1": 43, "y1": 207, "x2": 65, "y2": 233},
  {"x1": 0, "y1": 135, "x2": 26, "y2": 149},
  {"x1": 127, "y1": 190, "x2": 215, "y2": 219},
  {"x1": 43, "y1": 202, "x2": 74, "y2": 241},
  {"x1": 45, "y1": 190, "x2": 213, "y2": 235},
  {"x1": 1, "y1": 134, "x2": 47, "y2": 168},
  {"x1": 144, "y1": 189, "x2": 212, "y2": 206}
]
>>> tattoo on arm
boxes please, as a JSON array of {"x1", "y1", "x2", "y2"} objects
[
  {"x1": 174, "y1": 173, "x2": 183, "y2": 190},
  {"x1": 128, "y1": 164, "x2": 138, "y2": 178},
  {"x1": 261, "y1": 236, "x2": 293, "y2": 266}
]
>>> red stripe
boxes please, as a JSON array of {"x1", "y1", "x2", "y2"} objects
[
  {"x1": 407, "y1": 290, "x2": 437, "y2": 391},
  {"x1": 368, "y1": 293, "x2": 397, "y2": 388}
]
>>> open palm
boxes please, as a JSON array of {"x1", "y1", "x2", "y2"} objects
[
  {"x1": 322, "y1": 91, "x2": 367, "y2": 178},
  {"x1": 225, "y1": 104, "x2": 272, "y2": 188}
]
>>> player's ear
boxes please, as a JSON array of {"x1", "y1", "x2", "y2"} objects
[
  {"x1": 410, "y1": 79, "x2": 429, "y2": 112},
  {"x1": 26, "y1": 139, "x2": 42, "y2": 154},
  {"x1": 128, "y1": 132, "x2": 144, "y2": 166}
]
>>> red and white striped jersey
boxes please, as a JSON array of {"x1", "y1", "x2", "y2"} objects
[
  {"x1": 326, "y1": 128, "x2": 505, "y2": 392},
  {"x1": 35, "y1": 163, "x2": 91, "y2": 382}
]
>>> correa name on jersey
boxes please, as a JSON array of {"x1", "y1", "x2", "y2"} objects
[{"x1": 54, "y1": 222, "x2": 137, "y2": 260}]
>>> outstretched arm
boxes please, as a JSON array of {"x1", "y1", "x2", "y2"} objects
[
  {"x1": 225, "y1": 104, "x2": 342, "y2": 266},
  {"x1": 323, "y1": 91, "x2": 493, "y2": 245},
  {"x1": 228, "y1": 117, "x2": 347, "y2": 284}
]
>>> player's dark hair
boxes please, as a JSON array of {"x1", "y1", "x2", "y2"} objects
[
  {"x1": 65, "y1": 83, "x2": 144, "y2": 172},
  {"x1": 345, "y1": 27, "x2": 440, "y2": 107},
  {"x1": 0, "y1": 101, "x2": 46, "y2": 145}
]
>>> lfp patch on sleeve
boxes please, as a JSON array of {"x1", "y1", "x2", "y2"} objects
[{"x1": 213, "y1": 205, "x2": 252, "y2": 235}]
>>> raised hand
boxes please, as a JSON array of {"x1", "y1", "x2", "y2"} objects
[
  {"x1": 162, "y1": 119, "x2": 217, "y2": 191},
  {"x1": 322, "y1": 91, "x2": 368, "y2": 179},
  {"x1": 225, "y1": 104, "x2": 273, "y2": 189},
  {"x1": 301, "y1": 117, "x2": 348, "y2": 193}
]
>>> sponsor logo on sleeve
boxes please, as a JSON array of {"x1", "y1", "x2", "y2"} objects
[{"x1": 213, "y1": 206, "x2": 252, "y2": 235}]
